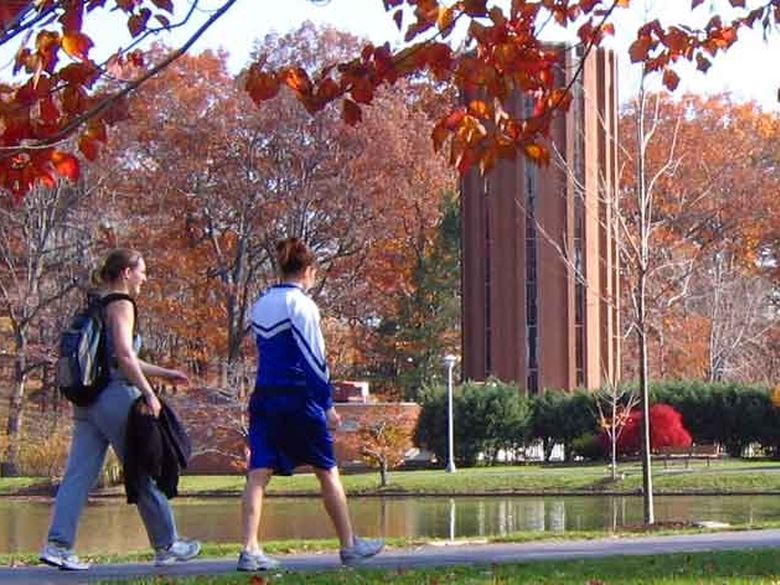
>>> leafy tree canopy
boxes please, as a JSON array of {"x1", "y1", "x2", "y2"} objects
[{"x1": 0, "y1": 0, "x2": 777, "y2": 200}]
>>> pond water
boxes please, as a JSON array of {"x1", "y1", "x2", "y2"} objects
[{"x1": 2, "y1": 494, "x2": 777, "y2": 554}]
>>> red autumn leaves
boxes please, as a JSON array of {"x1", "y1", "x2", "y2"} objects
[
  {"x1": 0, "y1": 0, "x2": 174, "y2": 200},
  {"x1": 607, "y1": 404, "x2": 693, "y2": 455},
  {"x1": 628, "y1": 2, "x2": 776, "y2": 91},
  {"x1": 1, "y1": 1, "x2": 778, "y2": 201}
]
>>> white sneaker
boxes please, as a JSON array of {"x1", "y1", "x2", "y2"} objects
[
  {"x1": 154, "y1": 538, "x2": 202, "y2": 566},
  {"x1": 39, "y1": 542, "x2": 90, "y2": 571},
  {"x1": 339, "y1": 536, "x2": 384, "y2": 565},
  {"x1": 236, "y1": 549, "x2": 281, "y2": 571}
]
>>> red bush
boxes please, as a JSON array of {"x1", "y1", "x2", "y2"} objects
[{"x1": 611, "y1": 404, "x2": 692, "y2": 455}]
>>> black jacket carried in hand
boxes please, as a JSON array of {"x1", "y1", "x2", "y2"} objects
[{"x1": 124, "y1": 396, "x2": 191, "y2": 504}]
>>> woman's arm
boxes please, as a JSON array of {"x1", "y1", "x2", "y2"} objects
[
  {"x1": 138, "y1": 359, "x2": 190, "y2": 386},
  {"x1": 105, "y1": 300, "x2": 162, "y2": 416}
]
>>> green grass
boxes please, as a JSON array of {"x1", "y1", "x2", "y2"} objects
[
  {"x1": 5, "y1": 459, "x2": 780, "y2": 498},
  {"x1": 86, "y1": 549, "x2": 780, "y2": 584},
  {"x1": 0, "y1": 477, "x2": 49, "y2": 495},
  {"x1": 171, "y1": 460, "x2": 780, "y2": 496}
]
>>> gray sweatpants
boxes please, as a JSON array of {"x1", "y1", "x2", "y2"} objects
[{"x1": 46, "y1": 380, "x2": 178, "y2": 551}]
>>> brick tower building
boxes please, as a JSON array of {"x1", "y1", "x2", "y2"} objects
[{"x1": 461, "y1": 46, "x2": 619, "y2": 393}]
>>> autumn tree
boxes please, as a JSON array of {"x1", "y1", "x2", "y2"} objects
[
  {"x1": 0, "y1": 179, "x2": 99, "y2": 474},
  {"x1": 617, "y1": 86, "x2": 780, "y2": 522},
  {"x1": 104, "y1": 46, "x2": 277, "y2": 382},
  {"x1": 372, "y1": 191, "x2": 461, "y2": 400},
  {"x1": 341, "y1": 408, "x2": 418, "y2": 487},
  {"x1": 619, "y1": 95, "x2": 780, "y2": 384},
  {"x1": 617, "y1": 63, "x2": 678, "y2": 524},
  {"x1": 596, "y1": 379, "x2": 640, "y2": 480},
  {"x1": 7, "y1": 1, "x2": 777, "y2": 200},
  {"x1": 699, "y1": 256, "x2": 778, "y2": 383},
  {"x1": 89, "y1": 25, "x2": 452, "y2": 386}
]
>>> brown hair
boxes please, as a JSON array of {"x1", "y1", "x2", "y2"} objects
[
  {"x1": 92, "y1": 248, "x2": 142, "y2": 286},
  {"x1": 276, "y1": 237, "x2": 315, "y2": 277}
]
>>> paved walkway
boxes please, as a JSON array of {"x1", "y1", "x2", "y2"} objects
[{"x1": 2, "y1": 529, "x2": 779, "y2": 584}]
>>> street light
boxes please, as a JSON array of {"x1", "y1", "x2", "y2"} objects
[{"x1": 443, "y1": 354, "x2": 459, "y2": 473}]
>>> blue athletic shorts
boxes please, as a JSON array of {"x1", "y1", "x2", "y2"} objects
[{"x1": 247, "y1": 389, "x2": 336, "y2": 475}]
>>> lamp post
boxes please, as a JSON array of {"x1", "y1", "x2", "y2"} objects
[{"x1": 443, "y1": 354, "x2": 458, "y2": 473}]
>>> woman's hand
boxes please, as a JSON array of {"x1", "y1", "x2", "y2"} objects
[
  {"x1": 144, "y1": 392, "x2": 162, "y2": 418},
  {"x1": 167, "y1": 369, "x2": 190, "y2": 387},
  {"x1": 326, "y1": 407, "x2": 341, "y2": 430}
]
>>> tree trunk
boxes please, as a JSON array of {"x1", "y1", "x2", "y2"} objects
[
  {"x1": 610, "y1": 398, "x2": 618, "y2": 481},
  {"x1": 4, "y1": 333, "x2": 27, "y2": 477},
  {"x1": 638, "y1": 273, "x2": 655, "y2": 524},
  {"x1": 379, "y1": 461, "x2": 388, "y2": 488},
  {"x1": 542, "y1": 439, "x2": 552, "y2": 462},
  {"x1": 636, "y1": 83, "x2": 654, "y2": 526},
  {"x1": 226, "y1": 287, "x2": 243, "y2": 364}
]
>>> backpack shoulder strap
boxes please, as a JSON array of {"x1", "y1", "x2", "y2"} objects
[
  {"x1": 101, "y1": 292, "x2": 135, "y2": 307},
  {"x1": 100, "y1": 293, "x2": 138, "y2": 333}
]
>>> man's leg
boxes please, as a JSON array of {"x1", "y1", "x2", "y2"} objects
[
  {"x1": 241, "y1": 468, "x2": 274, "y2": 553},
  {"x1": 313, "y1": 466, "x2": 354, "y2": 548}
]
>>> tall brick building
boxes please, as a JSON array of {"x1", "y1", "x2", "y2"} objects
[{"x1": 461, "y1": 46, "x2": 619, "y2": 393}]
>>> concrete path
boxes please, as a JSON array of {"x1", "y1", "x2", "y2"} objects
[{"x1": 2, "y1": 529, "x2": 779, "y2": 584}]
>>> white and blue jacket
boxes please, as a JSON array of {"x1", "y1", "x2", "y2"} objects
[{"x1": 250, "y1": 284, "x2": 333, "y2": 411}]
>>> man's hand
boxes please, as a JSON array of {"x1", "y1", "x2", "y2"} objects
[{"x1": 326, "y1": 407, "x2": 341, "y2": 430}]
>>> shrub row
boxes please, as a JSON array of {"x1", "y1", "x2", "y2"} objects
[{"x1": 414, "y1": 380, "x2": 777, "y2": 465}]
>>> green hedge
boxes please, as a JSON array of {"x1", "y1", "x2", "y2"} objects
[
  {"x1": 414, "y1": 380, "x2": 532, "y2": 466},
  {"x1": 415, "y1": 380, "x2": 778, "y2": 465},
  {"x1": 648, "y1": 381, "x2": 776, "y2": 457}
]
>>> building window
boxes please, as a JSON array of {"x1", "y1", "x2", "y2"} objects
[
  {"x1": 484, "y1": 179, "x2": 492, "y2": 375},
  {"x1": 573, "y1": 73, "x2": 586, "y2": 388},
  {"x1": 524, "y1": 131, "x2": 540, "y2": 394}
]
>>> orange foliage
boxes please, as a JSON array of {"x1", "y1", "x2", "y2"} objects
[
  {"x1": 5, "y1": 1, "x2": 776, "y2": 200},
  {"x1": 84, "y1": 30, "x2": 453, "y2": 381},
  {"x1": 338, "y1": 405, "x2": 419, "y2": 475},
  {"x1": 620, "y1": 93, "x2": 780, "y2": 382}
]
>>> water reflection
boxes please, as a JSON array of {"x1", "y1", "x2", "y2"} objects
[{"x1": 1, "y1": 494, "x2": 779, "y2": 555}]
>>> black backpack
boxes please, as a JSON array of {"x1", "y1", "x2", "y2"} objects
[{"x1": 56, "y1": 292, "x2": 136, "y2": 406}]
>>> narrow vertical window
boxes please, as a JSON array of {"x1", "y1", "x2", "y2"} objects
[
  {"x1": 524, "y1": 97, "x2": 540, "y2": 394},
  {"x1": 484, "y1": 179, "x2": 492, "y2": 376},
  {"x1": 573, "y1": 74, "x2": 586, "y2": 388}
]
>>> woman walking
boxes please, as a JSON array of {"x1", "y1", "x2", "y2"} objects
[
  {"x1": 40, "y1": 249, "x2": 201, "y2": 570},
  {"x1": 238, "y1": 237, "x2": 383, "y2": 571}
]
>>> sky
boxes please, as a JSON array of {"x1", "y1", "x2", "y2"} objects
[
  {"x1": 2, "y1": 0, "x2": 779, "y2": 110},
  {"x1": 165, "y1": 0, "x2": 780, "y2": 110}
]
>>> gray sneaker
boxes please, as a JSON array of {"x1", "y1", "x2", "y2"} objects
[
  {"x1": 340, "y1": 537, "x2": 384, "y2": 566},
  {"x1": 39, "y1": 542, "x2": 90, "y2": 571},
  {"x1": 154, "y1": 538, "x2": 202, "y2": 566},
  {"x1": 237, "y1": 549, "x2": 281, "y2": 571}
]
